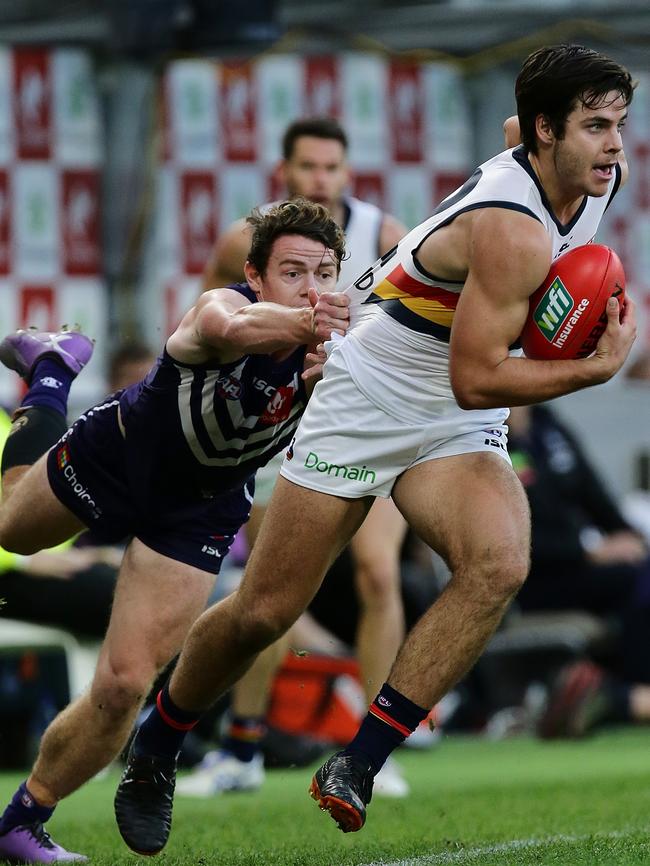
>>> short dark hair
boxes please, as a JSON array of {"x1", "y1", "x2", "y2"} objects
[
  {"x1": 282, "y1": 117, "x2": 348, "y2": 160},
  {"x1": 516, "y1": 44, "x2": 635, "y2": 154},
  {"x1": 246, "y1": 198, "x2": 346, "y2": 276}
]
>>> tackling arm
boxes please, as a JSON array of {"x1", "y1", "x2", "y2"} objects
[{"x1": 168, "y1": 288, "x2": 349, "y2": 366}]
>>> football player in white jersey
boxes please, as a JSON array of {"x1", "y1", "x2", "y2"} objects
[
  {"x1": 117, "y1": 45, "x2": 637, "y2": 847},
  {"x1": 204, "y1": 117, "x2": 405, "y2": 290},
  {"x1": 181, "y1": 117, "x2": 412, "y2": 800}
]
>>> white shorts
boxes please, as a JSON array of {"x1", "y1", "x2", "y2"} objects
[{"x1": 280, "y1": 343, "x2": 511, "y2": 499}]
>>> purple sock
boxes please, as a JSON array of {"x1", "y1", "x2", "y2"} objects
[
  {"x1": 21, "y1": 359, "x2": 74, "y2": 417},
  {"x1": 0, "y1": 783, "x2": 54, "y2": 834}
]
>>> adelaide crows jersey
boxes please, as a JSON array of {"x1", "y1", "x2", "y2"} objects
[
  {"x1": 119, "y1": 282, "x2": 308, "y2": 494},
  {"x1": 332, "y1": 146, "x2": 621, "y2": 416},
  {"x1": 347, "y1": 146, "x2": 621, "y2": 339}
]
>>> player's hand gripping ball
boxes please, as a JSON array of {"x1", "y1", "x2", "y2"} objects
[{"x1": 520, "y1": 244, "x2": 626, "y2": 360}]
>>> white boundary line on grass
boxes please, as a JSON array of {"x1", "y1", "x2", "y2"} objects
[{"x1": 362, "y1": 828, "x2": 633, "y2": 865}]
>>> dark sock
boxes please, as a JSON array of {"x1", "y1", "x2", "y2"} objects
[
  {"x1": 1, "y1": 406, "x2": 68, "y2": 473},
  {"x1": 605, "y1": 680, "x2": 632, "y2": 722},
  {"x1": 344, "y1": 683, "x2": 428, "y2": 773},
  {"x1": 134, "y1": 685, "x2": 201, "y2": 759},
  {"x1": 222, "y1": 715, "x2": 266, "y2": 763},
  {"x1": 21, "y1": 358, "x2": 74, "y2": 416},
  {"x1": 0, "y1": 782, "x2": 54, "y2": 834}
]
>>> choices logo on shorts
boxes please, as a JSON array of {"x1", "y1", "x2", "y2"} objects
[
  {"x1": 304, "y1": 451, "x2": 376, "y2": 485},
  {"x1": 57, "y1": 446, "x2": 102, "y2": 519}
]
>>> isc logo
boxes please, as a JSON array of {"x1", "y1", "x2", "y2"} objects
[{"x1": 532, "y1": 277, "x2": 575, "y2": 341}]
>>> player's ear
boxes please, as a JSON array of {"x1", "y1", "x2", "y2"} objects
[
  {"x1": 535, "y1": 113, "x2": 554, "y2": 147},
  {"x1": 244, "y1": 260, "x2": 263, "y2": 299}
]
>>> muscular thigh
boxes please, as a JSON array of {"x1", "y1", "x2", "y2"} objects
[
  {"x1": 0, "y1": 454, "x2": 86, "y2": 552},
  {"x1": 237, "y1": 476, "x2": 371, "y2": 616},
  {"x1": 392, "y1": 451, "x2": 530, "y2": 573},
  {"x1": 98, "y1": 537, "x2": 215, "y2": 678}
]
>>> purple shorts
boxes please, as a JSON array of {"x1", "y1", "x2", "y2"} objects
[{"x1": 47, "y1": 398, "x2": 252, "y2": 575}]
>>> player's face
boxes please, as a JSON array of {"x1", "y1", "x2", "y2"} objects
[
  {"x1": 552, "y1": 91, "x2": 627, "y2": 197},
  {"x1": 253, "y1": 234, "x2": 338, "y2": 307},
  {"x1": 281, "y1": 137, "x2": 350, "y2": 212}
]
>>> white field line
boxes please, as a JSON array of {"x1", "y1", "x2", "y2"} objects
[{"x1": 361, "y1": 828, "x2": 639, "y2": 866}]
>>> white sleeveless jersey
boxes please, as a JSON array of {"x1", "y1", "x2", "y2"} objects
[
  {"x1": 261, "y1": 196, "x2": 383, "y2": 290},
  {"x1": 333, "y1": 146, "x2": 621, "y2": 420},
  {"x1": 337, "y1": 196, "x2": 383, "y2": 289}
]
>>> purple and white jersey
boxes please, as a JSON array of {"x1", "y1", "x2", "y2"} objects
[{"x1": 119, "y1": 282, "x2": 308, "y2": 495}]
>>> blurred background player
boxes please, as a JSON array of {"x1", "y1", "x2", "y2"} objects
[
  {"x1": 106, "y1": 341, "x2": 158, "y2": 393},
  {"x1": 177, "y1": 116, "x2": 414, "y2": 800}
]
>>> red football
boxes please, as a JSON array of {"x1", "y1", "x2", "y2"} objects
[{"x1": 520, "y1": 244, "x2": 626, "y2": 361}]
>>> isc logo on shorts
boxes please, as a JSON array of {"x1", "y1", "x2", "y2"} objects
[{"x1": 484, "y1": 437, "x2": 506, "y2": 452}]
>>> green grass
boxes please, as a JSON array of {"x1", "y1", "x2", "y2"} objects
[{"x1": 2, "y1": 729, "x2": 650, "y2": 864}]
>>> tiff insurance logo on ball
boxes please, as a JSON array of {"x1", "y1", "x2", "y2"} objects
[{"x1": 532, "y1": 277, "x2": 589, "y2": 347}]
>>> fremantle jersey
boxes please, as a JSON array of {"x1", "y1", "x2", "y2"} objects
[
  {"x1": 119, "y1": 282, "x2": 308, "y2": 495},
  {"x1": 331, "y1": 146, "x2": 621, "y2": 415}
]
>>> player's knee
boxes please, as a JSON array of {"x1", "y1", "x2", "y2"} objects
[
  {"x1": 236, "y1": 598, "x2": 296, "y2": 651},
  {"x1": 355, "y1": 561, "x2": 400, "y2": 603},
  {"x1": 457, "y1": 545, "x2": 529, "y2": 605},
  {"x1": 0, "y1": 513, "x2": 39, "y2": 555},
  {"x1": 91, "y1": 662, "x2": 153, "y2": 720},
  {"x1": 483, "y1": 546, "x2": 529, "y2": 600}
]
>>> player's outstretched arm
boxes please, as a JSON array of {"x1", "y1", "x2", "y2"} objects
[
  {"x1": 448, "y1": 209, "x2": 637, "y2": 409},
  {"x1": 170, "y1": 289, "x2": 313, "y2": 364},
  {"x1": 168, "y1": 286, "x2": 349, "y2": 366}
]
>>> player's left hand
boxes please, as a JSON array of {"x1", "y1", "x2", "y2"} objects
[
  {"x1": 302, "y1": 342, "x2": 327, "y2": 384},
  {"x1": 308, "y1": 288, "x2": 350, "y2": 341},
  {"x1": 592, "y1": 295, "x2": 637, "y2": 381}
]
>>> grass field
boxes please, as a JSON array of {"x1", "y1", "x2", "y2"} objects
[{"x1": 2, "y1": 729, "x2": 650, "y2": 865}]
